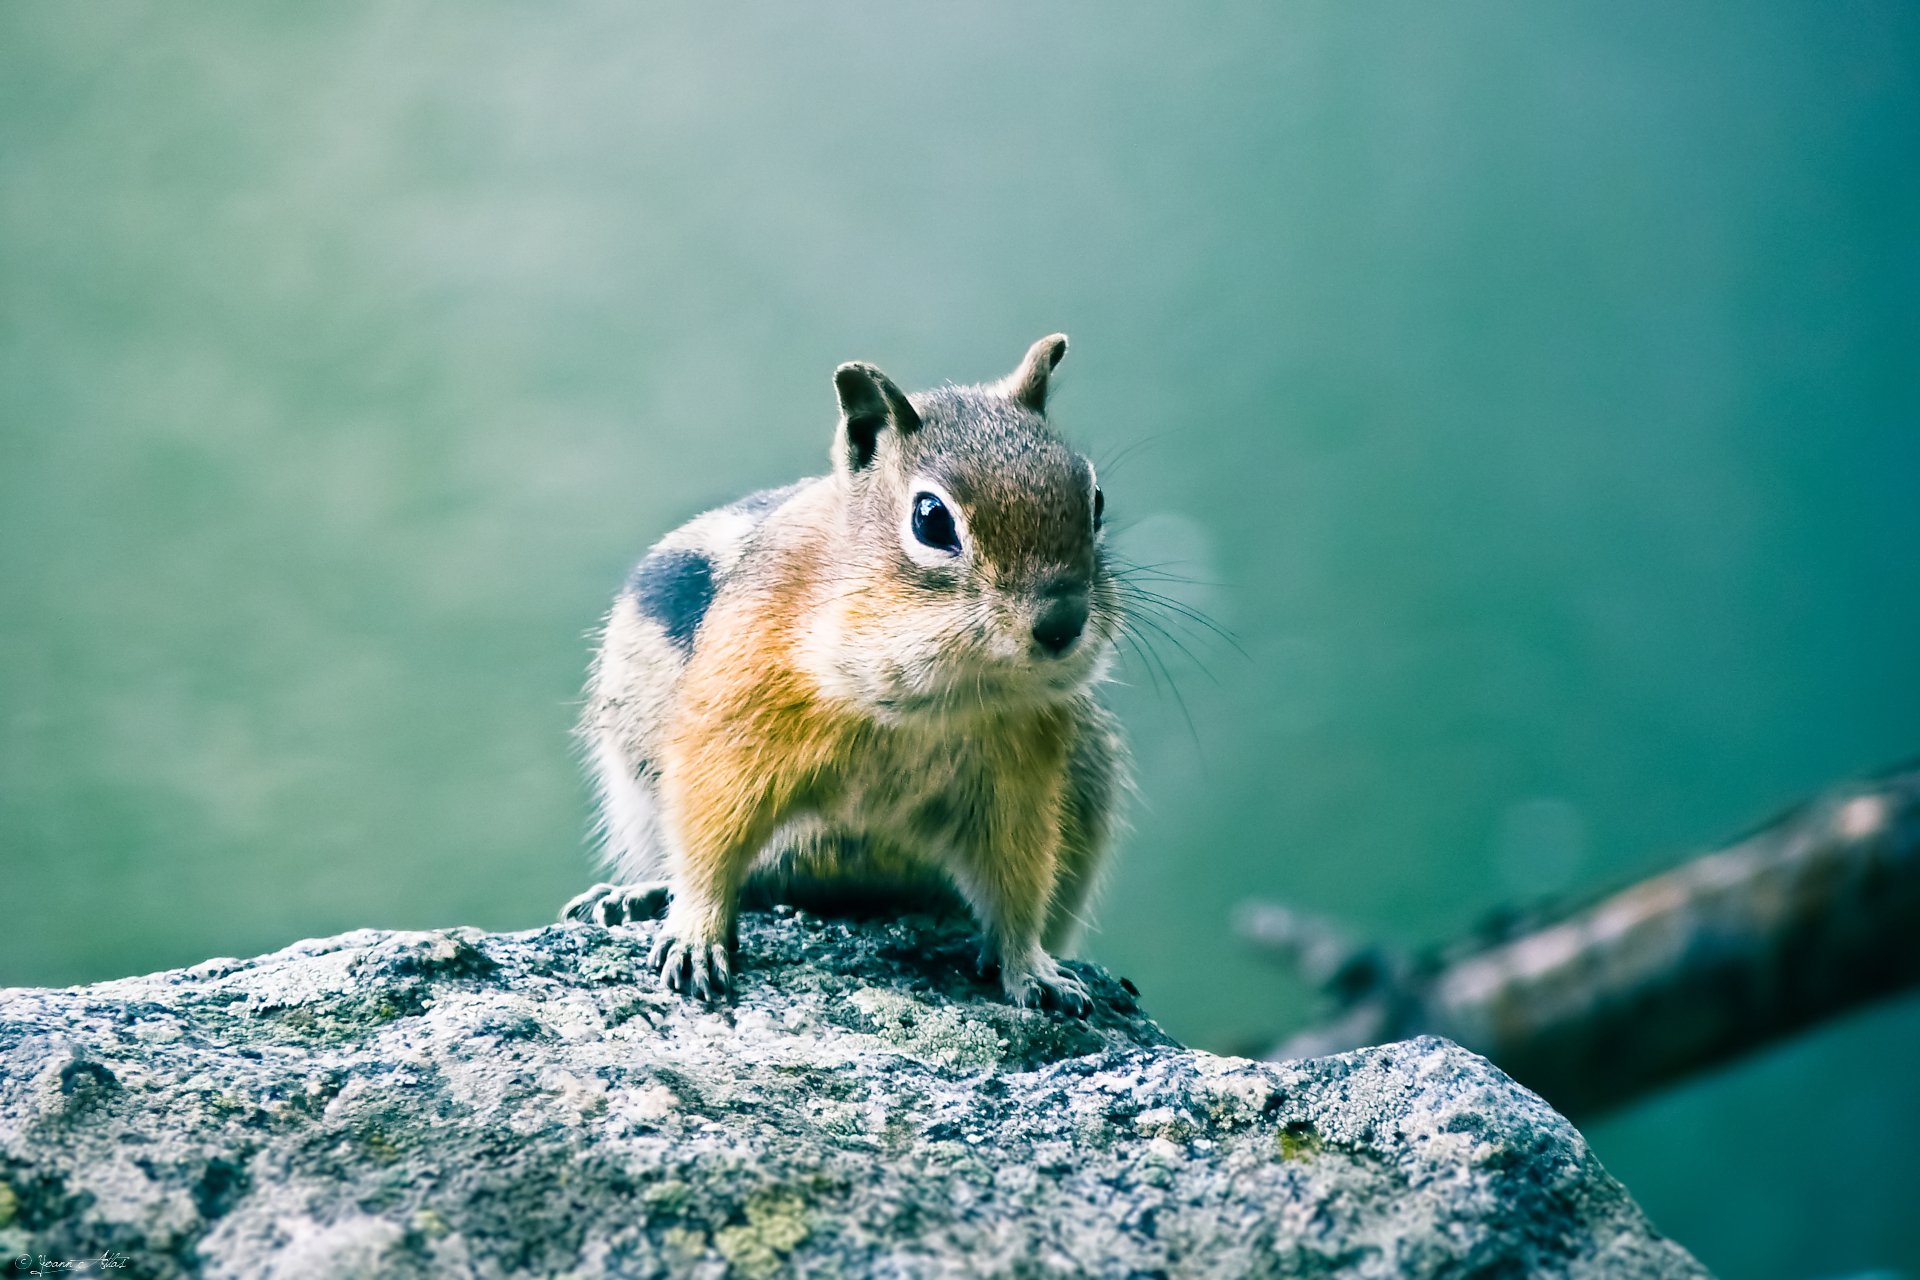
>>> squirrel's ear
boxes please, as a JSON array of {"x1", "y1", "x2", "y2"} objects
[
  {"x1": 1001, "y1": 333, "x2": 1068, "y2": 413},
  {"x1": 833, "y1": 361, "x2": 920, "y2": 472}
]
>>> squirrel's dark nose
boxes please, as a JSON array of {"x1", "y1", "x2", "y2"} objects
[{"x1": 1032, "y1": 595, "x2": 1089, "y2": 656}]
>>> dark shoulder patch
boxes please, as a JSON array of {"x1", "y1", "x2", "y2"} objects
[{"x1": 629, "y1": 549, "x2": 715, "y2": 654}]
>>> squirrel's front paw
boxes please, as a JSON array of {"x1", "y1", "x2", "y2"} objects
[
  {"x1": 1002, "y1": 953, "x2": 1092, "y2": 1018},
  {"x1": 648, "y1": 928, "x2": 733, "y2": 1003},
  {"x1": 562, "y1": 881, "x2": 672, "y2": 926}
]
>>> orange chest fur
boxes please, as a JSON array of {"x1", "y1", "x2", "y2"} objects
[{"x1": 669, "y1": 622, "x2": 1073, "y2": 833}]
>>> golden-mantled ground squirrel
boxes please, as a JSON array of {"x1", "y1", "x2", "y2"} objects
[{"x1": 563, "y1": 335, "x2": 1127, "y2": 1015}]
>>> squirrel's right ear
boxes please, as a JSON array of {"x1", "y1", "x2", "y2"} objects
[{"x1": 833, "y1": 361, "x2": 921, "y2": 472}]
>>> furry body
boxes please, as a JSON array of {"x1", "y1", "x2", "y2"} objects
[{"x1": 566, "y1": 336, "x2": 1127, "y2": 1011}]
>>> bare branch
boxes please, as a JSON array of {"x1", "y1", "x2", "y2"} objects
[{"x1": 1245, "y1": 759, "x2": 1920, "y2": 1119}]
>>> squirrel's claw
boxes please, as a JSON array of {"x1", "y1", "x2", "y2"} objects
[
  {"x1": 649, "y1": 931, "x2": 732, "y2": 1003},
  {"x1": 562, "y1": 881, "x2": 673, "y2": 926},
  {"x1": 1003, "y1": 955, "x2": 1093, "y2": 1019}
]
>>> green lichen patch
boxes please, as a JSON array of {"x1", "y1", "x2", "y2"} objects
[
  {"x1": 640, "y1": 1178, "x2": 694, "y2": 1219},
  {"x1": 247, "y1": 985, "x2": 429, "y2": 1044},
  {"x1": 1279, "y1": 1119, "x2": 1326, "y2": 1161},
  {"x1": 844, "y1": 987, "x2": 1010, "y2": 1070},
  {"x1": 578, "y1": 947, "x2": 641, "y2": 986},
  {"x1": 713, "y1": 1190, "x2": 812, "y2": 1279}
]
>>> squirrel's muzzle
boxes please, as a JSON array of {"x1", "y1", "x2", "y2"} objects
[{"x1": 1030, "y1": 585, "x2": 1090, "y2": 657}]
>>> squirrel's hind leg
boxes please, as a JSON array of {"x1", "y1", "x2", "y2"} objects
[{"x1": 570, "y1": 725, "x2": 678, "y2": 925}]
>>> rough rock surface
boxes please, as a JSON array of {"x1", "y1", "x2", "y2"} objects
[{"x1": 0, "y1": 912, "x2": 1706, "y2": 1278}]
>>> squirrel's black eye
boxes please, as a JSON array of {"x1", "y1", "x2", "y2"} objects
[
  {"x1": 911, "y1": 492, "x2": 961, "y2": 554},
  {"x1": 1093, "y1": 487, "x2": 1105, "y2": 530}
]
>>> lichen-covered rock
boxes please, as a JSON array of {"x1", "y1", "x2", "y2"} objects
[{"x1": 0, "y1": 912, "x2": 1706, "y2": 1278}]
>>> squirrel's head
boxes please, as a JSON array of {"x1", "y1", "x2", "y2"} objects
[{"x1": 818, "y1": 334, "x2": 1117, "y2": 719}]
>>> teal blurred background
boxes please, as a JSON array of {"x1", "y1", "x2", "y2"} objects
[{"x1": 4, "y1": 3, "x2": 1917, "y2": 1274}]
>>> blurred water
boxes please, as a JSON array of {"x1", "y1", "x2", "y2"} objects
[{"x1": 4, "y1": 4, "x2": 1918, "y2": 1274}]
